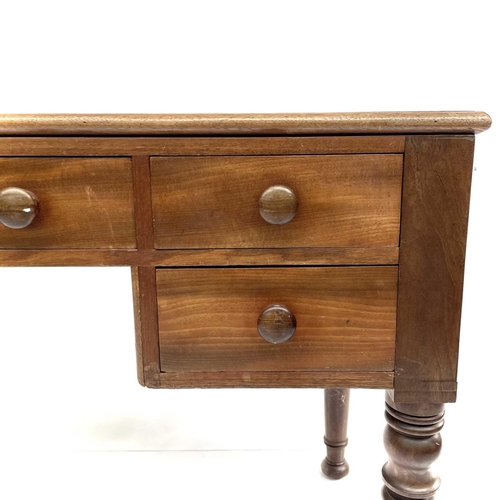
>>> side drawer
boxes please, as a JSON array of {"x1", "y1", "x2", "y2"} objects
[
  {"x1": 157, "y1": 266, "x2": 398, "y2": 373},
  {"x1": 151, "y1": 154, "x2": 403, "y2": 249},
  {"x1": 0, "y1": 157, "x2": 136, "y2": 248}
]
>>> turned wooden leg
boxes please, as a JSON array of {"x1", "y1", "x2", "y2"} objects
[
  {"x1": 382, "y1": 392, "x2": 445, "y2": 500},
  {"x1": 321, "y1": 388, "x2": 350, "y2": 479}
]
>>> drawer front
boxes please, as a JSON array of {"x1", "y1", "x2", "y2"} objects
[
  {"x1": 151, "y1": 155, "x2": 403, "y2": 249},
  {"x1": 157, "y1": 267, "x2": 397, "y2": 373},
  {"x1": 0, "y1": 157, "x2": 136, "y2": 248}
]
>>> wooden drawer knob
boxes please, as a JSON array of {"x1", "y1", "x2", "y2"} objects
[
  {"x1": 0, "y1": 187, "x2": 39, "y2": 229},
  {"x1": 257, "y1": 304, "x2": 297, "y2": 344},
  {"x1": 259, "y1": 185, "x2": 298, "y2": 224}
]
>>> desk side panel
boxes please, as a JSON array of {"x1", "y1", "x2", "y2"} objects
[{"x1": 394, "y1": 135, "x2": 475, "y2": 403}]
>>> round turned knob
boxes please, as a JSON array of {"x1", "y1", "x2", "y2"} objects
[
  {"x1": 259, "y1": 185, "x2": 298, "y2": 224},
  {"x1": 257, "y1": 304, "x2": 297, "y2": 344},
  {"x1": 0, "y1": 187, "x2": 39, "y2": 229}
]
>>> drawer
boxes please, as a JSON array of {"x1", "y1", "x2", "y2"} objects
[
  {"x1": 0, "y1": 157, "x2": 136, "y2": 248},
  {"x1": 157, "y1": 267, "x2": 397, "y2": 373},
  {"x1": 151, "y1": 155, "x2": 403, "y2": 249}
]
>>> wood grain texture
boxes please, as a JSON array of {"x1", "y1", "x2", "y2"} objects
[
  {"x1": 322, "y1": 388, "x2": 350, "y2": 479},
  {"x1": 131, "y1": 156, "x2": 154, "y2": 250},
  {"x1": 0, "y1": 112, "x2": 491, "y2": 135},
  {"x1": 385, "y1": 391, "x2": 444, "y2": 418},
  {"x1": 0, "y1": 136, "x2": 405, "y2": 156},
  {"x1": 157, "y1": 267, "x2": 398, "y2": 373},
  {"x1": 0, "y1": 187, "x2": 39, "y2": 229},
  {"x1": 131, "y1": 267, "x2": 145, "y2": 386},
  {"x1": 382, "y1": 398, "x2": 445, "y2": 499},
  {"x1": 0, "y1": 157, "x2": 136, "y2": 249},
  {"x1": 257, "y1": 304, "x2": 297, "y2": 344},
  {"x1": 133, "y1": 267, "x2": 160, "y2": 387},
  {"x1": 259, "y1": 185, "x2": 298, "y2": 225},
  {"x1": 0, "y1": 247, "x2": 399, "y2": 267},
  {"x1": 130, "y1": 156, "x2": 157, "y2": 386},
  {"x1": 157, "y1": 371, "x2": 394, "y2": 389},
  {"x1": 152, "y1": 155, "x2": 403, "y2": 249},
  {"x1": 394, "y1": 135, "x2": 475, "y2": 404}
]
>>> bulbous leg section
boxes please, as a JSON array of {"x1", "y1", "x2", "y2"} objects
[{"x1": 382, "y1": 394, "x2": 445, "y2": 499}]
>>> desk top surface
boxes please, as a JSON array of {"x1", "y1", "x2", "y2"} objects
[{"x1": 0, "y1": 111, "x2": 491, "y2": 136}]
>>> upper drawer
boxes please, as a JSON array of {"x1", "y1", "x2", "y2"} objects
[
  {"x1": 151, "y1": 155, "x2": 402, "y2": 249},
  {"x1": 0, "y1": 157, "x2": 136, "y2": 249}
]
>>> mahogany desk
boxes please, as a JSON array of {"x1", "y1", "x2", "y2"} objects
[{"x1": 0, "y1": 112, "x2": 491, "y2": 499}]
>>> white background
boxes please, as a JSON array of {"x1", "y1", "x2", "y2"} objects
[{"x1": 0, "y1": 1, "x2": 498, "y2": 499}]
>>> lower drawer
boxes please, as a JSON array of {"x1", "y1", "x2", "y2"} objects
[{"x1": 157, "y1": 267, "x2": 397, "y2": 373}]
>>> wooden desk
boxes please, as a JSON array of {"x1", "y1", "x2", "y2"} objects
[{"x1": 0, "y1": 112, "x2": 491, "y2": 499}]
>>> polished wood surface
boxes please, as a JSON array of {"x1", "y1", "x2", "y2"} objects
[
  {"x1": 394, "y1": 136, "x2": 475, "y2": 404},
  {"x1": 0, "y1": 112, "x2": 491, "y2": 135},
  {"x1": 128, "y1": 155, "x2": 159, "y2": 387},
  {"x1": 0, "y1": 157, "x2": 136, "y2": 249},
  {"x1": 0, "y1": 246, "x2": 399, "y2": 267},
  {"x1": 157, "y1": 267, "x2": 398, "y2": 374},
  {"x1": 259, "y1": 185, "x2": 298, "y2": 225},
  {"x1": 151, "y1": 155, "x2": 402, "y2": 249},
  {"x1": 131, "y1": 267, "x2": 145, "y2": 387},
  {"x1": 158, "y1": 371, "x2": 394, "y2": 389},
  {"x1": 131, "y1": 156, "x2": 154, "y2": 251},
  {"x1": 0, "y1": 136, "x2": 406, "y2": 156},
  {"x1": 0, "y1": 187, "x2": 39, "y2": 229},
  {"x1": 382, "y1": 394, "x2": 445, "y2": 500},
  {"x1": 322, "y1": 388, "x2": 350, "y2": 479},
  {"x1": 257, "y1": 304, "x2": 297, "y2": 344},
  {"x1": 0, "y1": 112, "x2": 489, "y2": 496},
  {"x1": 132, "y1": 267, "x2": 160, "y2": 388}
]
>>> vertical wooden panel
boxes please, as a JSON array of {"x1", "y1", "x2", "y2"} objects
[
  {"x1": 394, "y1": 135, "x2": 475, "y2": 403},
  {"x1": 131, "y1": 156, "x2": 154, "y2": 250},
  {"x1": 132, "y1": 266, "x2": 160, "y2": 387},
  {"x1": 131, "y1": 267, "x2": 145, "y2": 387},
  {"x1": 130, "y1": 156, "x2": 160, "y2": 387}
]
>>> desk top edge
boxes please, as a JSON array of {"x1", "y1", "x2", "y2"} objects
[{"x1": 0, "y1": 111, "x2": 491, "y2": 136}]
